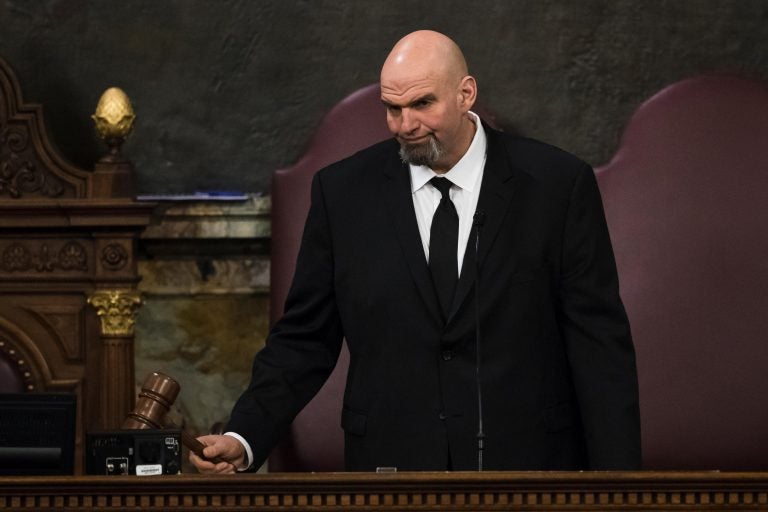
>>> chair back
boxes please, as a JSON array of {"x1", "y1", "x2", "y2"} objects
[
  {"x1": 596, "y1": 75, "x2": 768, "y2": 470},
  {"x1": 268, "y1": 84, "x2": 391, "y2": 471},
  {"x1": 0, "y1": 352, "x2": 25, "y2": 393}
]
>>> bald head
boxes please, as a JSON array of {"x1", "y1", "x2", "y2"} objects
[
  {"x1": 381, "y1": 30, "x2": 468, "y2": 89},
  {"x1": 379, "y1": 31, "x2": 477, "y2": 173}
]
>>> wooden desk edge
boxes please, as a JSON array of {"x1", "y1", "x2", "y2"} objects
[{"x1": 2, "y1": 471, "x2": 768, "y2": 511}]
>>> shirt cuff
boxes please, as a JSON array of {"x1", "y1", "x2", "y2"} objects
[{"x1": 224, "y1": 431, "x2": 254, "y2": 471}]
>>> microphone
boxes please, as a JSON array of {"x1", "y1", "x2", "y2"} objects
[
  {"x1": 472, "y1": 212, "x2": 486, "y2": 244},
  {"x1": 472, "y1": 211, "x2": 486, "y2": 471}
]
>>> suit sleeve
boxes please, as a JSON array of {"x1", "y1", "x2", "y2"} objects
[
  {"x1": 559, "y1": 164, "x2": 642, "y2": 470},
  {"x1": 226, "y1": 172, "x2": 344, "y2": 468}
]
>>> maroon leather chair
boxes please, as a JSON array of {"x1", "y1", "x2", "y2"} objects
[
  {"x1": 268, "y1": 84, "x2": 392, "y2": 471},
  {"x1": 595, "y1": 75, "x2": 768, "y2": 470},
  {"x1": 268, "y1": 76, "x2": 768, "y2": 472},
  {"x1": 0, "y1": 353, "x2": 25, "y2": 393}
]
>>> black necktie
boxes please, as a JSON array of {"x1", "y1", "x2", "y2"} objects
[{"x1": 429, "y1": 177, "x2": 459, "y2": 319}]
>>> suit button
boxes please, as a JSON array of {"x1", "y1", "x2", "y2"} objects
[
  {"x1": 441, "y1": 350, "x2": 453, "y2": 361},
  {"x1": 439, "y1": 412, "x2": 447, "y2": 421}
]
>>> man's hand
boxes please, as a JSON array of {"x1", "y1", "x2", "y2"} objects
[{"x1": 188, "y1": 435, "x2": 246, "y2": 474}]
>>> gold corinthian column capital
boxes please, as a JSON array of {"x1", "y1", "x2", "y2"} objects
[{"x1": 87, "y1": 289, "x2": 143, "y2": 336}]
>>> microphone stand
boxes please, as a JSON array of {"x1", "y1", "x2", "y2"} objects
[{"x1": 473, "y1": 212, "x2": 486, "y2": 471}]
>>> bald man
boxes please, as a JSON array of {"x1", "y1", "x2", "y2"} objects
[{"x1": 191, "y1": 30, "x2": 640, "y2": 473}]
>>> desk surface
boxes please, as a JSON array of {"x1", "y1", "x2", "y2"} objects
[{"x1": 2, "y1": 471, "x2": 768, "y2": 510}]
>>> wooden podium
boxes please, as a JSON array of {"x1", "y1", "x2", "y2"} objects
[{"x1": 2, "y1": 472, "x2": 768, "y2": 511}]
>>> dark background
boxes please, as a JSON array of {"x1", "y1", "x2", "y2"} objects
[{"x1": 1, "y1": 0, "x2": 766, "y2": 194}]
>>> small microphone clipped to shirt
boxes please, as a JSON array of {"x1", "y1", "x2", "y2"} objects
[{"x1": 473, "y1": 211, "x2": 486, "y2": 229}]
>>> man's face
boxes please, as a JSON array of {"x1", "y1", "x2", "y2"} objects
[{"x1": 380, "y1": 74, "x2": 466, "y2": 171}]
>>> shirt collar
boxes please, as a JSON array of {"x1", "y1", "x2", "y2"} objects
[{"x1": 410, "y1": 111, "x2": 487, "y2": 193}]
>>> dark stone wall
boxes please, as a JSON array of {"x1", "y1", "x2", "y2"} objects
[{"x1": 2, "y1": 0, "x2": 767, "y2": 194}]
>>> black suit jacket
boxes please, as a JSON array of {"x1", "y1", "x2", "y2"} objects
[{"x1": 228, "y1": 126, "x2": 641, "y2": 471}]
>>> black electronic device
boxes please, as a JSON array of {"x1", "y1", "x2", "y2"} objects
[
  {"x1": 0, "y1": 393, "x2": 77, "y2": 476},
  {"x1": 85, "y1": 429, "x2": 182, "y2": 476}
]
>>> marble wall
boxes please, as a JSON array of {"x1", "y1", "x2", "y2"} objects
[{"x1": 133, "y1": 195, "x2": 271, "y2": 470}]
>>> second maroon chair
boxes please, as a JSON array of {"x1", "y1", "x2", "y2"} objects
[{"x1": 596, "y1": 74, "x2": 768, "y2": 470}]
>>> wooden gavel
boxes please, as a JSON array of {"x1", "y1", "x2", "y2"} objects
[{"x1": 123, "y1": 371, "x2": 221, "y2": 463}]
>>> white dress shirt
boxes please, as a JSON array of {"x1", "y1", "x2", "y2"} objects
[{"x1": 409, "y1": 111, "x2": 487, "y2": 275}]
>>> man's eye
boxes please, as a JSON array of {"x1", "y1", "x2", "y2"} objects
[
  {"x1": 387, "y1": 105, "x2": 401, "y2": 114},
  {"x1": 413, "y1": 100, "x2": 430, "y2": 109}
]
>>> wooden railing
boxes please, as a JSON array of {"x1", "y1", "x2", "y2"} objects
[{"x1": 2, "y1": 471, "x2": 768, "y2": 511}]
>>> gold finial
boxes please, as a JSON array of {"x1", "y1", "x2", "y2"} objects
[
  {"x1": 88, "y1": 289, "x2": 143, "y2": 336},
  {"x1": 92, "y1": 87, "x2": 136, "y2": 162}
]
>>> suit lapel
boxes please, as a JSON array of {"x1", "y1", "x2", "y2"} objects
[
  {"x1": 382, "y1": 157, "x2": 444, "y2": 325},
  {"x1": 448, "y1": 127, "x2": 519, "y2": 324}
]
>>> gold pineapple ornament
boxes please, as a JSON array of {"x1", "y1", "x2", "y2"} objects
[{"x1": 92, "y1": 87, "x2": 135, "y2": 162}]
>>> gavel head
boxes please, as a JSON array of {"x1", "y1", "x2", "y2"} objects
[{"x1": 123, "y1": 372, "x2": 180, "y2": 430}]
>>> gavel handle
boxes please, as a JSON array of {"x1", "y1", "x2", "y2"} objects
[{"x1": 181, "y1": 430, "x2": 225, "y2": 464}]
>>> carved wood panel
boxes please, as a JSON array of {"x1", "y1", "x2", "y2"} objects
[{"x1": 0, "y1": 55, "x2": 154, "y2": 474}]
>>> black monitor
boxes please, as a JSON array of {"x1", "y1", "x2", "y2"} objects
[{"x1": 0, "y1": 393, "x2": 77, "y2": 475}]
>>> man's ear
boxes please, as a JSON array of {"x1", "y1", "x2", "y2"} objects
[{"x1": 458, "y1": 75, "x2": 478, "y2": 111}]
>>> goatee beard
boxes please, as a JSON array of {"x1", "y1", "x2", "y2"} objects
[{"x1": 398, "y1": 136, "x2": 445, "y2": 168}]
